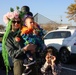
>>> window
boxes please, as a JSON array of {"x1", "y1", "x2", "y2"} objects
[
  {"x1": 44, "y1": 32, "x2": 54, "y2": 39},
  {"x1": 44, "y1": 31, "x2": 71, "y2": 39},
  {"x1": 60, "y1": 31, "x2": 71, "y2": 38}
]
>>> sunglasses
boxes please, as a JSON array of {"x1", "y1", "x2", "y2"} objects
[{"x1": 12, "y1": 21, "x2": 21, "y2": 24}]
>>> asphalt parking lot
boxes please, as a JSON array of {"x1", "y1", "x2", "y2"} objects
[
  {"x1": 0, "y1": 58, "x2": 76, "y2": 75},
  {"x1": 0, "y1": 69, "x2": 13, "y2": 75},
  {"x1": 61, "y1": 59, "x2": 76, "y2": 75},
  {"x1": 0, "y1": 66, "x2": 76, "y2": 75},
  {"x1": 61, "y1": 69, "x2": 76, "y2": 75}
]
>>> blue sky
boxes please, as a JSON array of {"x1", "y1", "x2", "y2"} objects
[{"x1": 0, "y1": 0, "x2": 75, "y2": 25}]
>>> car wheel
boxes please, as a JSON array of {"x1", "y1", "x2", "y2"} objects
[{"x1": 60, "y1": 48, "x2": 70, "y2": 64}]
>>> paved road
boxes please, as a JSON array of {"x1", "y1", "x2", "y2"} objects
[
  {"x1": 0, "y1": 59, "x2": 76, "y2": 75},
  {"x1": 0, "y1": 69, "x2": 76, "y2": 75},
  {"x1": 0, "y1": 69, "x2": 13, "y2": 75},
  {"x1": 60, "y1": 58, "x2": 76, "y2": 75},
  {"x1": 0, "y1": 67, "x2": 76, "y2": 75},
  {"x1": 61, "y1": 69, "x2": 76, "y2": 75}
]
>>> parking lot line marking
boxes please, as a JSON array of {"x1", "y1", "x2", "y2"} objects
[{"x1": 62, "y1": 66, "x2": 76, "y2": 72}]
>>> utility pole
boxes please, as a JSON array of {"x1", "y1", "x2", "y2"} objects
[{"x1": 60, "y1": 16, "x2": 62, "y2": 25}]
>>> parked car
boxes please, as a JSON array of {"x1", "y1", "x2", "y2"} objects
[
  {"x1": 44, "y1": 26, "x2": 76, "y2": 64},
  {"x1": 0, "y1": 32, "x2": 13, "y2": 68}
]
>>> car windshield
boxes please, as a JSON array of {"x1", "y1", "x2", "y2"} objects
[{"x1": 44, "y1": 31, "x2": 71, "y2": 39}]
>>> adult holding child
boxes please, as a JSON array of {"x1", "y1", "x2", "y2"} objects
[{"x1": 2, "y1": 6, "x2": 36, "y2": 75}]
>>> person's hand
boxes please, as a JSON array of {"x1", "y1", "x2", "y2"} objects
[
  {"x1": 45, "y1": 53, "x2": 56, "y2": 65},
  {"x1": 23, "y1": 44, "x2": 37, "y2": 53},
  {"x1": 15, "y1": 36, "x2": 21, "y2": 42},
  {"x1": 45, "y1": 54, "x2": 52, "y2": 64}
]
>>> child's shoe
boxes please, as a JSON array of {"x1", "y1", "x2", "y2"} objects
[
  {"x1": 23, "y1": 59, "x2": 36, "y2": 67},
  {"x1": 22, "y1": 68, "x2": 32, "y2": 75}
]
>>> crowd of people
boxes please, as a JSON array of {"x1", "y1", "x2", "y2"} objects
[{"x1": 2, "y1": 6, "x2": 62, "y2": 75}]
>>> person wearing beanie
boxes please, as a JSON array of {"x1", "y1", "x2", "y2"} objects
[{"x1": 21, "y1": 6, "x2": 33, "y2": 16}]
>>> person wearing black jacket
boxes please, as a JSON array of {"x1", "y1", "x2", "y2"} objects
[{"x1": 2, "y1": 8, "x2": 36, "y2": 75}]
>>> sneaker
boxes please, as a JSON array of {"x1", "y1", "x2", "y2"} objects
[
  {"x1": 22, "y1": 68, "x2": 32, "y2": 75},
  {"x1": 23, "y1": 60, "x2": 36, "y2": 67}
]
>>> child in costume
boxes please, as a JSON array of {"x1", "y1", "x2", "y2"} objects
[
  {"x1": 41, "y1": 49, "x2": 61, "y2": 75},
  {"x1": 2, "y1": 6, "x2": 37, "y2": 75},
  {"x1": 20, "y1": 16, "x2": 45, "y2": 75},
  {"x1": 22, "y1": 16, "x2": 44, "y2": 63}
]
